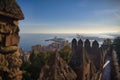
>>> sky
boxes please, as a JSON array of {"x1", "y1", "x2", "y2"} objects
[{"x1": 17, "y1": 0, "x2": 120, "y2": 34}]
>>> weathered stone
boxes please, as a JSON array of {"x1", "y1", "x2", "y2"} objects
[
  {"x1": 69, "y1": 38, "x2": 77, "y2": 67},
  {"x1": 111, "y1": 50, "x2": 120, "y2": 80},
  {"x1": 70, "y1": 39, "x2": 93, "y2": 80},
  {"x1": 5, "y1": 34, "x2": 19, "y2": 46},
  {"x1": 72, "y1": 38, "x2": 77, "y2": 50},
  {"x1": 0, "y1": 21, "x2": 6, "y2": 25},
  {"x1": 0, "y1": 46, "x2": 18, "y2": 53},
  {"x1": 6, "y1": 52, "x2": 22, "y2": 67},
  {"x1": 0, "y1": 0, "x2": 24, "y2": 20},
  {"x1": 84, "y1": 39, "x2": 91, "y2": 54},
  {"x1": 76, "y1": 39, "x2": 83, "y2": 66},
  {"x1": 6, "y1": 52, "x2": 22, "y2": 80},
  {"x1": 0, "y1": 23, "x2": 19, "y2": 34},
  {"x1": 78, "y1": 39, "x2": 83, "y2": 48},
  {"x1": 39, "y1": 53, "x2": 77, "y2": 80},
  {"x1": 69, "y1": 38, "x2": 106, "y2": 80},
  {"x1": 0, "y1": 24, "x2": 11, "y2": 34},
  {"x1": 82, "y1": 48, "x2": 91, "y2": 80},
  {"x1": 0, "y1": 34, "x2": 2, "y2": 42},
  {"x1": 91, "y1": 40, "x2": 102, "y2": 70},
  {"x1": 0, "y1": 54, "x2": 9, "y2": 72},
  {"x1": 0, "y1": 0, "x2": 24, "y2": 79},
  {"x1": 13, "y1": 20, "x2": 18, "y2": 26}
]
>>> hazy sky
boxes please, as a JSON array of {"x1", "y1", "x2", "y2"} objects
[{"x1": 17, "y1": 0, "x2": 120, "y2": 34}]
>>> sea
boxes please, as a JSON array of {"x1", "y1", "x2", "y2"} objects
[{"x1": 19, "y1": 33, "x2": 119, "y2": 52}]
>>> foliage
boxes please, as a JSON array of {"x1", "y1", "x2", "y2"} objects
[
  {"x1": 21, "y1": 62, "x2": 31, "y2": 80},
  {"x1": 59, "y1": 45, "x2": 72, "y2": 63},
  {"x1": 103, "y1": 38, "x2": 112, "y2": 46},
  {"x1": 21, "y1": 45, "x2": 72, "y2": 80},
  {"x1": 21, "y1": 51, "x2": 54, "y2": 80}
]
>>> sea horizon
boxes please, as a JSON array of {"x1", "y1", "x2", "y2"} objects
[{"x1": 19, "y1": 33, "x2": 120, "y2": 52}]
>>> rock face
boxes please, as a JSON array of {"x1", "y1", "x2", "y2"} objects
[
  {"x1": 0, "y1": 0, "x2": 24, "y2": 80},
  {"x1": 39, "y1": 53, "x2": 77, "y2": 80}
]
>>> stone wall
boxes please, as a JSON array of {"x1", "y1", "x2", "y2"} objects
[
  {"x1": 0, "y1": 0, "x2": 24, "y2": 80},
  {"x1": 0, "y1": 16, "x2": 22, "y2": 80},
  {"x1": 69, "y1": 38, "x2": 104, "y2": 80},
  {"x1": 69, "y1": 38, "x2": 120, "y2": 80}
]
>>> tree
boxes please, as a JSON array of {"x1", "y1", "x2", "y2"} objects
[
  {"x1": 59, "y1": 45, "x2": 72, "y2": 63},
  {"x1": 103, "y1": 38, "x2": 112, "y2": 46},
  {"x1": 21, "y1": 51, "x2": 54, "y2": 80}
]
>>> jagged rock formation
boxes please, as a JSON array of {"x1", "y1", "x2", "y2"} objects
[
  {"x1": 0, "y1": 0, "x2": 24, "y2": 80},
  {"x1": 39, "y1": 52, "x2": 77, "y2": 80}
]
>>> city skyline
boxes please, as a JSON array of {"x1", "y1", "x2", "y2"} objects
[{"x1": 18, "y1": 0, "x2": 120, "y2": 34}]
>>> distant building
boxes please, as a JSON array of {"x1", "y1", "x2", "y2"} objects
[
  {"x1": 31, "y1": 38, "x2": 69, "y2": 54},
  {"x1": 19, "y1": 48, "x2": 31, "y2": 62}
]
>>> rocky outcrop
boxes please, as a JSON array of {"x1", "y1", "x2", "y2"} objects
[
  {"x1": 0, "y1": 0, "x2": 24, "y2": 80},
  {"x1": 39, "y1": 52, "x2": 77, "y2": 80}
]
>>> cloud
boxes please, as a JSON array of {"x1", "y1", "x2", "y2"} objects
[
  {"x1": 113, "y1": 9, "x2": 120, "y2": 20},
  {"x1": 19, "y1": 21, "x2": 120, "y2": 34},
  {"x1": 93, "y1": 9, "x2": 118, "y2": 15},
  {"x1": 93, "y1": 8, "x2": 120, "y2": 23},
  {"x1": 20, "y1": 22, "x2": 53, "y2": 26}
]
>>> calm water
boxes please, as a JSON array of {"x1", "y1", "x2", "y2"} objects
[{"x1": 19, "y1": 33, "x2": 116, "y2": 52}]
